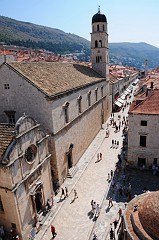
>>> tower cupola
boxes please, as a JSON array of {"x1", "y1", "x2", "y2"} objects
[
  {"x1": 92, "y1": 7, "x2": 107, "y2": 24},
  {"x1": 91, "y1": 6, "x2": 109, "y2": 79}
]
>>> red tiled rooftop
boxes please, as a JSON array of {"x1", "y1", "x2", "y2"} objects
[{"x1": 129, "y1": 89, "x2": 159, "y2": 114}]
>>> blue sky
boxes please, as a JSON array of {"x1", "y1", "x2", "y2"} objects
[{"x1": 0, "y1": 0, "x2": 159, "y2": 47}]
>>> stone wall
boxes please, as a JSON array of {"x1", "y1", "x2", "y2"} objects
[{"x1": 128, "y1": 113, "x2": 159, "y2": 167}]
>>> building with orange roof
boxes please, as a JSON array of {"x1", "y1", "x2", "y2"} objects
[{"x1": 128, "y1": 88, "x2": 159, "y2": 168}]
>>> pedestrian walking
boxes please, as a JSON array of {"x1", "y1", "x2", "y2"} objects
[
  {"x1": 112, "y1": 139, "x2": 114, "y2": 147},
  {"x1": 51, "y1": 225, "x2": 57, "y2": 239},
  {"x1": 128, "y1": 183, "x2": 132, "y2": 192},
  {"x1": 92, "y1": 201, "x2": 97, "y2": 214},
  {"x1": 65, "y1": 187, "x2": 68, "y2": 197},
  {"x1": 108, "y1": 196, "x2": 113, "y2": 208},
  {"x1": 110, "y1": 227, "x2": 114, "y2": 240},
  {"x1": 113, "y1": 219, "x2": 118, "y2": 229},
  {"x1": 95, "y1": 204, "x2": 100, "y2": 217},
  {"x1": 114, "y1": 140, "x2": 116, "y2": 147},
  {"x1": 107, "y1": 173, "x2": 110, "y2": 182},
  {"x1": 74, "y1": 189, "x2": 78, "y2": 199},
  {"x1": 60, "y1": 187, "x2": 65, "y2": 199},
  {"x1": 118, "y1": 208, "x2": 122, "y2": 220},
  {"x1": 110, "y1": 170, "x2": 113, "y2": 179},
  {"x1": 117, "y1": 141, "x2": 119, "y2": 148},
  {"x1": 91, "y1": 200, "x2": 94, "y2": 211},
  {"x1": 111, "y1": 179, "x2": 115, "y2": 188},
  {"x1": 100, "y1": 152, "x2": 102, "y2": 161}
]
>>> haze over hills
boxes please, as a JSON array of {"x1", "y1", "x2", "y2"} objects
[{"x1": 0, "y1": 16, "x2": 159, "y2": 69}]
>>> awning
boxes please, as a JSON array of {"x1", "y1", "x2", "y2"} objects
[
  {"x1": 124, "y1": 89, "x2": 131, "y2": 95},
  {"x1": 120, "y1": 94, "x2": 126, "y2": 100},
  {"x1": 128, "y1": 86, "x2": 133, "y2": 90},
  {"x1": 126, "y1": 88, "x2": 131, "y2": 93},
  {"x1": 115, "y1": 100, "x2": 123, "y2": 108},
  {"x1": 117, "y1": 98, "x2": 124, "y2": 104}
]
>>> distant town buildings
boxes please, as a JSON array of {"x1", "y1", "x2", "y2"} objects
[{"x1": 109, "y1": 65, "x2": 138, "y2": 111}]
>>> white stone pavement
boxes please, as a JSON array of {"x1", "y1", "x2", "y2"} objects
[{"x1": 35, "y1": 94, "x2": 132, "y2": 240}]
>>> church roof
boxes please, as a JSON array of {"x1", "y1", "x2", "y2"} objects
[
  {"x1": 7, "y1": 62, "x2": 105, "y2": 98},
  {"x1": 0, "y1": 124, "x2": 14, "y2": 159}
]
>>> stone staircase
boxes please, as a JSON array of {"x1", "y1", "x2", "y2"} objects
[{"x1": 67, "y1": 166, "x2": 78, "y2": 178}]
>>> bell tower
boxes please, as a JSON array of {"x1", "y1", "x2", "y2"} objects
[{"x1": 91, "y1": 6, "x2": 109, "y2": 79}]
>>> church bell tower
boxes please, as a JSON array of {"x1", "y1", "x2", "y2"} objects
[{"x1": 91, "y1": 6, "x2": 109, "y2": 79}]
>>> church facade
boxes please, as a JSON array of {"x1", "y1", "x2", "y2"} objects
[
  {"x1": 0, "y1": 9, "x2": 111, "y2": 189},
  {"x1": 0, "y1": 115, "x2": 52, "y2": 239}
]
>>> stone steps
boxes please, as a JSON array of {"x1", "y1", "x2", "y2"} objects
[{"x1": 67, "y1": 166, "x2": 78, "y2": 178}]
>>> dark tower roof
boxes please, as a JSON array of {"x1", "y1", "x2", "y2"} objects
[{"x1": 92, "y1": 7, "x2": 107, "y2": 24}]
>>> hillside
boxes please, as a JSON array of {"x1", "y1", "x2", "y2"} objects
[
  {"x1": 109, "y1": 42, "x2": 159, "y2": 69},
  {"x1": 0, "y1": 16, "x2": 91, "y2": 60},
  {"x1": 0, "y1": 16, "x2": 159, "y2": 68}
]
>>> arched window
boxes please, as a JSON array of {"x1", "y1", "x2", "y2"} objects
[
  {"x1": 103, "y1": 25, "x2": 105, "y2": 31},
  {"x1": 88, "y1": 91, "x2": 91, "y2": 107},
  {"x1": 63, "y1": 101, "x2": 70, "y2": 124},
  {"x1": 77, "y1": 95, "x2": 82, "y2": 113},
  {"x1": 95, "y1": 40, "x2": 98, "y2": 48},
  {"x1": 97, "y1": 24, "x2": 99, "y2": 31},
  {"x1": 99, "y1": 40, "x2": 102, "y2": 48}
]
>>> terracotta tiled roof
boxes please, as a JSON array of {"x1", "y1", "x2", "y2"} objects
[
  {"x1": 8, "y1": 62, "x2": 104, "y2": 97},
  {"x1": 0, "y1": 124, "x2": 14, "y2": 159},
  {"x1": 129, "y1": 89, "x2": 159, "y2": 114}
]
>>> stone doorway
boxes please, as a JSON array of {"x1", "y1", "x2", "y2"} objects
[
  {"x1": 31, "y1": 183, "x2": 44, "y2": 221},
  {"x1": 66, "y1": 144, "x2": 74, "y2": 169},
  {"x1": 138, "y1": 157, "x2": 146, "y2": 168},
  {"x1": 35, "y1": 190, "x2": 43, "y2": 213}
]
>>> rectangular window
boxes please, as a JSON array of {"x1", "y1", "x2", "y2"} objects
[
  {"x1": 4, "y1": 84, "x2": 10, "y2": 89},
  {"x1": 140, "y1": 135, "x2": 146, "y2": 147},
  {"x1": 141, "y1": 120, "x2": 147, "y2": 126},
  {"x1": 0, "y1": 195, "x2": 4, "y2": 212},
  {"x1": 8, "y1": 114, "x2": 15, "y2": 123},
  {"x1": 4, "y1": 111, "x2": 16, "y2": 124}
]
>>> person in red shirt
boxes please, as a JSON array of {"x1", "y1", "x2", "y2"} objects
[{"x1": 51, "y1": 225, "x2": 57, "y2": 239}]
